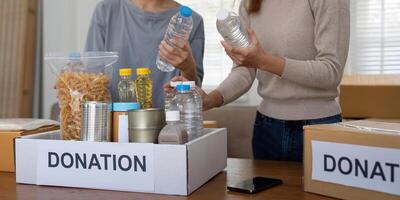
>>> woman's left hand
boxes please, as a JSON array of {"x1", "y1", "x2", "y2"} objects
[
  {"x1": 159, "y1": 38, "x2": 196, "y2": 72},
  {"x1": 221, "y1": 28, "x2": 267, "y2": 68}
]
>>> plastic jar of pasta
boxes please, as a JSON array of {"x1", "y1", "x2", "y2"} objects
[{"x1": 45, "y1": 52, "x2": 118, "y2": 140}]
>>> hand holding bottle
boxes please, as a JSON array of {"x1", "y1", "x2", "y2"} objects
[
  {"x1": 222, "y1": 28, "x2": 285, "y2": 76},
  {"x1": 164, "y1": 76, "x2": 223, "y2": 111},
  {"x1": 159, "y1": 38, "x2": 196, "y2": 73}
]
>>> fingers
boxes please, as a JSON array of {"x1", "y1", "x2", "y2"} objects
[
  {"x1": 221, "y1": 41, "x2": 248, "y2": 57},
  {"x1": 170, "y1": 75, "x2": 189, "y2": 82},
  {"x1": 159, "y1": 40, "x2": 190, "y2": 67},
  {"x1": 247, "y1": 28, "x2": 258, "y2": 47},
  {"x1": 221, "y1": 41, "x2": 233, "y2": 52},
  {"x1": 163, "y1": 75, "x2": 190, "y2": 92}
]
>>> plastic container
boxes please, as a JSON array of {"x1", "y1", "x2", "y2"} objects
[
  {"x1": 164, "y1": 81, "x2": 181, "y2": 110},
  {"x1": 170, "y1": 84, "x2": 198, "y2": 140},
  {"x1": 135, "y1": 68, "x2": 153, "y2": 109},
  {"x1": 216, "y1": 8, "x2": 250, "y2": 48},
  {"x1": 118, "y1": 68, "x2": 136, "y2": 102},
  {"x1": 158, "y1": 111, "x2": 188, "y2": 144},
  {"x1": 112, "y1": 102, "x2": 141, "y2": 143},
  {"x1": 156, "y1": 6, "x2": 194, "y2": 72},
  {"x1": 45, "y1": 52, "x2": 118, "y2": 140},
  {"x1": 184, "y1": 81, "x2": 203, "y2": 135}
]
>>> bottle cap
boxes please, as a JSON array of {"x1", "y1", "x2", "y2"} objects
[
  {"x1": 217, "y1": 9, "x2": 229, "y2": 20},
  {"x1": 182, "y1": 81, "x2": 196, "y2": 89},
  {"x1": 166, "y1": 111, "x2": 180, "y2": 121},
  {"x1": 180, "y1": 6, "x2": 192, "y2": 17},
  {"x1": 137, "y1": 67, "x2": 150, "y2": 75},
  {"x1": 113, "y1": 102, "x2": 140, "y2": 112},
  {"x1": 68, "y1": 52, "x2": 81, "y2": 60},
  {"x1": 176, "y1": 84, "x2": 191, "y2": 92},
  {"x1": 119, "y1": 68, "x2": 132, "y2": 76}
]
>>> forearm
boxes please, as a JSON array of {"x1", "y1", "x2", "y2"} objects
[
  {"x1": 204, "y1": 90, "x2": 224, "y2": 111},
  {"x1": 258, "y1": 52, "x2": 285, "y2": 77},
  {"x1": 181, "y1": 63, "x2": 197, "y2": 81}
]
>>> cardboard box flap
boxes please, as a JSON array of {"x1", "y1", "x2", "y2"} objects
[
  {"x1": 341, "y1": 75, "x2": 400, "y2": 86},
  {"x1": 0, "y1": 119, "x2": 59, "y2": 132},
  {"x1": 304, "y1": 120, "x2": 400, "y2": 136}
]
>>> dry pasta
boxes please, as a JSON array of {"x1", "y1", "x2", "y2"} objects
[{"x1": 56, "y1": 71, "x2": 111, "y2": 140}]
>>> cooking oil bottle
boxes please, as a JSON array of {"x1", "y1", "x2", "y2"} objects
[
  {"x1": 135, "y1": 67, "x2": 153, "y2": 108},
  {"x1": 118, "y1": 68, "x2": 136, "y2": 102}
]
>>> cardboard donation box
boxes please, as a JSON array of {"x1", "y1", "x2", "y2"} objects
[
  {"x1": 0, "y1": 119, "x2": 59, "y2": 172},
  {"x1": 340, "y1": 75, "x2": 400, "y2": 119},
  {"x1": 304, "y1": 120, "x2": 400, "y2": 200},
  {"x1": 15, "y1": 128, "x2": 227, "y2": 196}
]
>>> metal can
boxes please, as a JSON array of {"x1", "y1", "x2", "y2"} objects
[{"x1": 81, "y1": 101, "x2": 112, "y2": 142}]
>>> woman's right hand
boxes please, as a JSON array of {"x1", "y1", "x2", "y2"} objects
[{"x1": 163, "y1": 76, "x2": 223, "y2": 111}]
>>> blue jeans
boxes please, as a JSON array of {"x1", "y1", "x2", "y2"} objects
[{"x1": 252, "y1": 112, "x2": 342, "y2": 162}]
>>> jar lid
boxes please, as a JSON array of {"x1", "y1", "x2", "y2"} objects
[{"x1": 113, "y1": 102, "x2": 140, "y2": 112}]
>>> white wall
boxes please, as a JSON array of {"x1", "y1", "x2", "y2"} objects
[
  {"x1": 42, "y1": 0, "x2": 261, "y2": 119},
  {"x1": 42, "y1": 0, "x2": 101, "y2": 119}
]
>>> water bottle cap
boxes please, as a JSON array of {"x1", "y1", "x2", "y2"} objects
[
  {"x1": 69, "y1": 52, "x2": 81, "y2": 60},
  {"x1": 176, "y1": 84, "x2": 191, "y2": 92},
  {"x1": 182, "y1": 81, "x2": 196, "y2": 88},
  {"x1": 113, "y1": 102, "x2": 140, "y2": 112},
  {"x1": 217, "y1": 9, "x2": 229, "y2": 20},
  {"x1": 119, "y1": 68, "x2": 132, "y2": 76},
  {"x1": 180, "y1": 6, "x2": 192, "y2": 17},
  {"x1": 137, "y1": 67, "x2": 150, "y2": 75},
  {"x1": 166, "y1": 110, "x2": 180, "y2": 121}
]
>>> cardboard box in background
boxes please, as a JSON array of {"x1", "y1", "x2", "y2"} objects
[
  {"x1": 0, "y1": 125, "x2": 59, "y2": 172},
  {"x1": 303, "y1": 120, "x2": 400, "y2": 200},
  {"x1": 340, "y1": 75, "x2": 400, "y2": 119}
]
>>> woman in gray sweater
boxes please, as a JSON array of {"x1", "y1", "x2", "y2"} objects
[
  {"x1": 86, "y1": 0, "x2": 205, "y2": 108},
  {"x1": 168, "y1": 0, "x2": 350, "y2": 161}
]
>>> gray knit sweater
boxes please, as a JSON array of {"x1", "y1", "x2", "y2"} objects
[{"x1": 216, "y1": 0, "x2": 350, "y2": 120}]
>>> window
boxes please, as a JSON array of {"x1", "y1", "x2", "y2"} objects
[
  {"x1": 347, "y1": 0, "x2": 400, "y2": 74},
  {"x1": 176, "y1": 0, "x2": 239, "y2": 88}
]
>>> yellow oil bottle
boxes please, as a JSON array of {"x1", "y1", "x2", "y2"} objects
[{"x1": 135, "y1": 67, "x2": 152, "y2": 108}]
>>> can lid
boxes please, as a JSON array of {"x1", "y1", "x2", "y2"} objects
[
  {"x1": 113, "y1": 102, "x2": 141, "y2": 112},
  {"x1": 217, "y1": 9, "x2": 229, "y2": 20},
  {"x1": 166, "y1": 111, "x2": 180, "y2": 121},
  {"x1": 119, "y1": 68, "x2": 132, "y2": 76},
  {"x1": 137, "y1": 67, "x2": 150, "y2": 75},
  {"x1": 176, "y1": 84, "x2": 190, "y2": 92},
  {"x1": 180, "y1": 6, "x2": 192, "y2": 17}
]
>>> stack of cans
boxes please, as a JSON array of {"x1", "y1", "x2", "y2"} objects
[{"x1": 81, "y1": 101, "x2": 112, "y2": 142}]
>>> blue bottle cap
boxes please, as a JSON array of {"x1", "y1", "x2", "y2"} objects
[
  {"x1": 176, "y1": 84, "x2": 191, "y2": 92},
  {"x1": 180, "y1": 6, "x2": 192, "y2": 17},
  {"x1": 113, "y1": 102, "x2": 141, "y2": 112},
  {"x1": 68, "y1": 52, "x2": 81, "y2": 60}
]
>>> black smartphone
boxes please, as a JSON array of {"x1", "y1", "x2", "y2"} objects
[{"x1": 227, "y1": 177, "x2": 283, "y2": 194}]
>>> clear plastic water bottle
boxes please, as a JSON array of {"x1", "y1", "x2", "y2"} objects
[
  {"x1": 182, "y1": 81, "x2": 203, "y2": 135},
  {"x1": 216, "y1": 8, "x2": 250, "y2": 48},
  {"x1": 170, "y1": 84, "x2": 198, "y2": 140},
  {"x1": 164, "y1": 81, "x2": 180, "y2": 110},
  {"x1": 157, "y1": 6, "x2": 194, "y2": 72}
]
